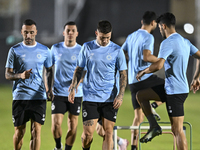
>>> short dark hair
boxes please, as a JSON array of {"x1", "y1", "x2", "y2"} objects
[
  {"x1": 156, "y1": 12, "x2": 176, "y2": 28},
  {"x1": 97, "y1": 20, "x2": 112, "y2": 34},
  {"x1": 142, "y1": 11, "x2": 157, "y2": 25},
  {"x1": 23, "y1": 19, "x2": 36, "y2": 26},
  {"x1": 64, "y1": 21, "x2": 77, "y2": 29}
]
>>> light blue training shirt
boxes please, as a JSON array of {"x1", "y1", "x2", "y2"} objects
[
  {"x1": 122, "y1": 29, "x2": 154, "y2": 84},
  {"x1": 5, "y1": 42, "x2": 52, "y2": 100},
  {"x1": 51, "y1": 42, "x2": 83, "y2": 97},
  {"x1": 158, "y1": 33, "x2": 198, "y2": 95},
  {"x1": 78, "y1": 40, "x2": 127, "y2": 102}
]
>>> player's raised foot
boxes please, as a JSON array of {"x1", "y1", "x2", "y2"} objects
[
  {"x1": 118, "y1": 139, "x2": 129, "y2": 150},
  {"x1": 53, "y1": 143, "x2": 63, "y2": 150},
  {"x1": 152, "y1": 107, "x2": 161, "y2": 121},
  {"x1": 140, "y1": 126, "x2": 162, "y2": 143}
]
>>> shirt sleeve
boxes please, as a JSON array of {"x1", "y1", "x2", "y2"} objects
[
  {"x1": 50, "y1": 45, "x2": 56, "y2": 65},
  {"x1": 77, "y1": 44, "x2": 86, "y2": 68},
  {"x1": 158, "y1": 40, "x2": 173, "y2": 60},
  {"x1": 187, "y1": 40, "x2": 198, "y2": 55},
  {"x1": 143, "y1": 34, "x2": 154, "y2": 53},
  {"x1": 5, "y1": 47, "x2": 15, "y2": 68},
  {"x1": 44, "y1": 48, "x2": 53, "y2": 68},
  {"x1": 117, "y1": 48, "x2": 127, "y2": 71}
]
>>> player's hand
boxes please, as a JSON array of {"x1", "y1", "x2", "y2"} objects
[
  {"x1": 190, "y1": 79, "x2": 200, "y2": 93},
  {"x1": 113, "y1": 95, "x2": 123, "y2": 109},
  {"x1": 47, "y1": 90, "x2": 54, "y2": 101},
  {"x1": 21, "y1": 69, "x2": 33, "y2": 79},
  {"x1": 136, "y1": 70, "x2": 145, "y2": 81},
  {"x1": 68, "y1": 89, "x2": 75, "y2": 104}
]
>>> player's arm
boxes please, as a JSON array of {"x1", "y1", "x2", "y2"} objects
[
  {"x1": 68, "y1": 66, "x2": 84, "y2": 103},
  {"x1": 5, "y1": 68, "x2": 32, "y2": 80},
  {"x1": 123, "y1": 50, "x2": 129, "y2": 63},
  {"x1": 143, "y1": 49, "x2": 158, "y2": 63},
  {"x1": 44, "y1": 65, "x2": 54, "y2": 101},
  {"x1": 136, "y1": 58, "x2": 165, "y2": 81},
  {"x1": 113, "y1": 70, "x2": 127, "y2": 109},
  {"x1": 190, "y1": 51, "x2": 200, "y2": 93}
]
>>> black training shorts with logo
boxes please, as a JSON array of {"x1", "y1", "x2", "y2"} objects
[
  {"x1": 82, "y1": 101, "x2": 118, "y2": 123},
  {"x1": 51, "y1": 95, "x2": 82, "y2": 116},
  {"x1": 12, "y1": 100, "x2": 46, "y2": 127}
]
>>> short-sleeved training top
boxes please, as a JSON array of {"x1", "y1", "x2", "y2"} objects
[
  {"x1": 78, "y1": 40, "x2": 127, "y2": 102},
  {"x1": 51, "y1": 42, "x2": 83, "y2": 97},
  {"x1": 5, "y1": 42, "x2": 52, "y2": 100},
  {"x1": 158, "y1": 33, "x2": 198, "y2": 94},
  {"x1": 122, "y1": 29, "x2": 154, "y2": 84}
]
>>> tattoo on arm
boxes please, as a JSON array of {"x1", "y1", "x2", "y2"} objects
[
  {"x1": 45, "y1": 66, "x2": 54, "y2": 92},
  {"x1": 118, "y1": 70, "x2": 127, "y2": 100},
  {"x1": 71, "y1": 66, "x2": 84, "y2": 89},
  {"x1": 5, "y1": 68, "x2": 21, "y2": 80},
  {"x1": 83, "y1": 120, "x2": 94, "y2": 126}
]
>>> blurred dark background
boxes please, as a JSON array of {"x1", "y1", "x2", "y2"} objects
[{"x1": 0, "y1": 0, "x2": 199, "y2": 84}]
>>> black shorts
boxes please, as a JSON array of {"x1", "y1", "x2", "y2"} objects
[
  {"x1": 165, "y1": 94, "x2": 188, "y2": 117},
  {"x1": 51, "y1": 96, "x2": 82, "y2": 116},
  {"x1": 82, "y1": 101, "x2": 118, "y2": 123},
  {"x1": 129, "y1": 75, "x2": 165, "y2": 109},
  {"x1": 12, "y1": 100, "x2": 46, "y2": 127}
]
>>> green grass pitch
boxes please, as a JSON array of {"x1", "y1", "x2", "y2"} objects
[{"x1": 0, "y1": 84, "x2": 200, "y2": 150}]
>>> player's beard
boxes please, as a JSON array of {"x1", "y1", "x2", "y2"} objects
[
  {"x1": 25, "y1": 38, "x2": 34, "y2": 45},
  {"x1": 161, "y1": 28, "x2": 166, "y2": 39}
]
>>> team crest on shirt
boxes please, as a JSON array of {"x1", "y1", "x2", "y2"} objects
[
  {"x1": 37, "y1": 53, "x2": 42, "y2": 59},
  {"x1": 71, "y1": 55, "x2": 76, "y2": 60},
  {"x1": 106, "y1": 53, "x2": 112, "y2": 60}
]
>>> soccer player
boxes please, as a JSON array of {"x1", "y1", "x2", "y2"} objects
[
  {"x1": 190, "y1": 59, "x2": 200, "y2": 93},
  {"x1": 68, "y1": 20, "x2": 127, "y2": 150},
  {"x1": 50, "y1": 21, "x2": 84, "y2": 150},
  {"x1": 136, "y1": 12, "x2": 200, "y2": 150},
  {"x1": 5, "y1": 19, "x2": 53, "y2": 150},
  {"x1": 121, "y1": 11, "x2": 164, "y2": 150}
]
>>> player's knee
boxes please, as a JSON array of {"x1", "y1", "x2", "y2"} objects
[
  {"x1": 171, "y1": 125, "x2": 182, "y2": 136},
  {"x1": 52, "y1": 121, "x2": 61, "y2": 131}
]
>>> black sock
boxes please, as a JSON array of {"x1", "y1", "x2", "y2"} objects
[
  {"x1": 151, "y1": 102, "x2": 158, "y2": 109},
  {"x1": 82, "y1": 148, "x2": 90, "y2": 150},
  {"x1": 54, "y1": 137, "x2": 61, "y2": 148},
  {"x1": 131, "y1": 145, "x2": 137, "y2": 150},
  {"x1": 147, "y1": 113, "x2": 159, "y2": 128},
  {"x1": 65, "y1": 144, "x2": 72, "y2": 150}
]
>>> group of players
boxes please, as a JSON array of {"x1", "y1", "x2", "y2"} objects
[{"x1": 5, "y1": 10, "x2": 200, "y2": 150}]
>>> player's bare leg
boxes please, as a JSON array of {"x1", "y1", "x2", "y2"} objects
[
  {"x1": 136, "y1": 88, "x2": 162, "y2": 143},
  {"x1": 131, "y1": 108, "x2": 144, "y2": 148},
  {"x1": 102, "y1": 118, "x2": 115, "y2": 150},
  {"x1": 52, "y1": 114, "x2": 64, "y2": 149},
  {"x1": 13, "y1": 124, "x2": 26, "y2": 150},
  {"x1": 81, "y1": 119, "x2": 98, "y2": 149},
  {"x1": 169, "y1": 116, "x2": 188, "y2": 150},
  {"x1": 65, "y1": 113, "x2": 79, "y2": 146},
  {"x1": 30, "y1": 120, "x2": 42, "y2": 150}
]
